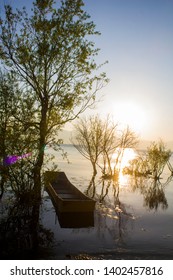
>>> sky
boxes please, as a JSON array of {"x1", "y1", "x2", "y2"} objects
[
  {"x1": 83, "y1": 0, "x2": 173, "y2": 141},
  {"x1": 0, "y1": 0, "x2": 173, "y2": 141}
]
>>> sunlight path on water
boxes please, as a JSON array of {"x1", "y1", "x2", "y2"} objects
[
  {"x1": 111, "y1": 148, "x2": 137, "y2": 186},
  {"x1": 119, "y1": 148, "x2": 138, "y2": 169}
]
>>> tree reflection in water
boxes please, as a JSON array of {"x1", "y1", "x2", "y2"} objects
[
  {"x1": 0, "y1": 193, "x2": 53, "y2": 259},
  {"x1": 86, "y1": 175, "x2": 135, "y2": 246},
  {"x1": 85, "y1": 175, "x2": 96, "y2": 198},
  {"x1": 132, "y1": 175, "x2": 172, "y2": 211},
  {"x1": 85, "y1": 170, "x2": 172, "y2": 246}
]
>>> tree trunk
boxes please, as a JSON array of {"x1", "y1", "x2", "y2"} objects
[
  {"x1": 33, "y1": 136, "x2": 45, "y2": 201},
  {"x1": 33, "y1": 164, "x2": 42, "y2": 201},
  {"x1": 0, "y1": 164, "x2": 8, "y2": 200},
  {"x1": 0, "y1": 182, "x2": 4, "y2": 200},
  {"x1": 33, "y1": 104, "x2": 47, "y2": 201},
  {"x1": 92, "y1": 161, "x2": 97, "y2": 176},
  {"x1": 106, "y1": 152, "x2": 112, "y2": 176},
  {"x1": 30, "y1": 200, "x2": 40, "y2": 252}
]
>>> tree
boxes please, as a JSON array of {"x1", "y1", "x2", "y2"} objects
[
  {"x1": 146, "y1": 140, "x2": 171, "y2": 179},
  {"x1": 72, "y1": 115, "x2": 103, "y2": 176},
  {"x1": 113, "y1": 126, "x2": 139, "y2": 174},
  {"x1": 0, "y1": 0, "x2": 107, "y2": 199},
  {"x1": 0, "y1": 71, "x2": 15, "y2": 198},
  {"x1": 99, "y1": 116, "x2": 118, "y2": 176},
  {"x1": 125, "y1": 140, "x2": 172, "y2": 179},
  {"x1": 0, "y1": 71, "x2": 39, "y2": 199},
  {"x1": 72, "y1": 115, "x2": 138, "y2": 178}
]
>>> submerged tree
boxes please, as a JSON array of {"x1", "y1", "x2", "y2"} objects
[
  {"x1": 72, "y1": 115, "x2": 104, "y2": 176},
  {"x1": 100, "y1": 116, "x2": 119, "y2": 176},
  {"x1": 72, "y1": 115, "x2": 138, "y2": 178},
  {"x1": 125, "y1": 140, "x2": 172, "y2": 179},
  {"x1": 146, "y1": 141, "x2": 172, "y2": 179},
  {"x1": 72, "y1": 115, "x2": 121, "y2": 176},
  {"x1": 113, "y1": 126, "x2": 139, "y2": 174},
  {"x1": 0, "y1": 0, "x2": 107, "y2": 199}
]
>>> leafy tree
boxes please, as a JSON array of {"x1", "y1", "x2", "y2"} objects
[
  {"x1": 126, "y1": 140, "x2": 171, "y2": 179},
  {"x1": 0, "y1": 71, "x2": 39, "y2": 199},
  {"x1": 0, "y1": 71, "x2": 15, "y2": 198},
  {"x1": 0, "y1": 0, "x2": 107, "y2": 199},
  {"x1": 146, "y1": 141, "x2": 171, "y2": 179}
]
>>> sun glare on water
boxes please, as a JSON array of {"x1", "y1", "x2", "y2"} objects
[
  {"x1": 112, "y1": 148, "x2": 137, "y2": 169},
  {"x1": 112, "y1": 148, "x2": 137, "y2": 186},
  {"x1": 120, "y1": 148, "x2": 137, "y2": 169}
]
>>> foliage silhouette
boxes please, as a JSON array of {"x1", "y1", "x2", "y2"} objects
[{"x1": 0, "y1": 0, "x2": 107, "y2": 199}]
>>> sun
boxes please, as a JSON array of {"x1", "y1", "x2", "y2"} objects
[{"x1": 113, "y1": 102, "x2": 147, "y2": 134}]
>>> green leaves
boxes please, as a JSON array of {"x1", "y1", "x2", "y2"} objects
[{"x1": 0, "y1": 0, "x2": 108, "y2": 194}]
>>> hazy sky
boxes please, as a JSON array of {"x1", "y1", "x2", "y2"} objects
[
  {"x1": 1, "y1": 0, "x2": 173, "y2": 141},
  {"x1": 83, "y1": 0, "x2": 173, "y2": 141}
]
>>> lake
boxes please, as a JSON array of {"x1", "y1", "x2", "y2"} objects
[{"x1": 41, "y1": 144, "x2": 173, "y2": 259}]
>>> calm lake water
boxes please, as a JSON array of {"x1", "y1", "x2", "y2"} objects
[
  {"x1": 0, "y1": 144, "x2": 173, "y2": 259},
  {"x1": 41, "y1": 144, "x2": 173, "y2": 259}
]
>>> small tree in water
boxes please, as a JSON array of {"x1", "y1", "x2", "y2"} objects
[
  {"x1": 113, "y1": 126, "x2": 139, "y2": 175},
  {"x1": 72, "y1": 115, "x2": 138, "y2": 178},
  {"x1": 126, "y1": 140, "x2": 172, "y2": 179},
  {"x1": 72, "y1": 115, "x2": 104, "y2": 176},
  {"x1": 146, "y1": 141, "x2": 172, "y2": 179}
]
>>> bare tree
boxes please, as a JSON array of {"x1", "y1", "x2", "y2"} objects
[
  {"x1": 72, "y1": 115, "x2": 103, "y2": 176},
  {"x1": 99, "y1": 116, "x2": 119, "y2": 176},
  {"x1": 72, "y1": 116, "x2": 139, "y2": 178},
  {"x1": 113, "y1": 126, "x2": 139, "y2": 174}
]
